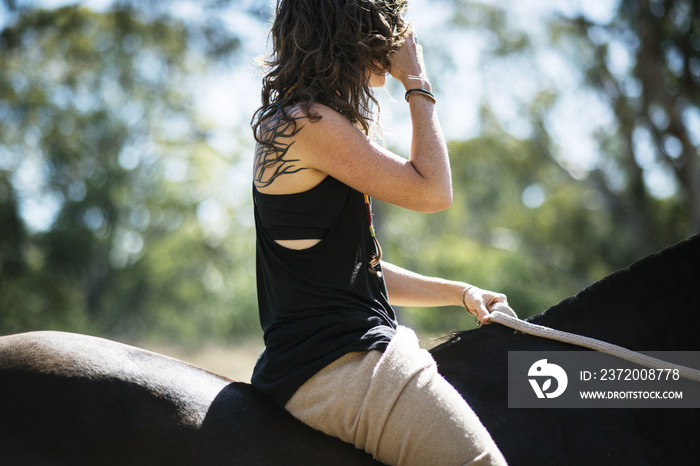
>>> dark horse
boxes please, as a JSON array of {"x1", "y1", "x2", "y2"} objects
[{"x1": 1, "y1": 235, "x2": 699, "y2": 465}]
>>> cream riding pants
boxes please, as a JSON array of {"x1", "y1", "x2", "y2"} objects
[{"x1": 285, "y1": 326, "x2": 508, "y2": 466}]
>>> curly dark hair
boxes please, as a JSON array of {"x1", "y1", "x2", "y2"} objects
[{"x1": 252, "y1": 0, "x2": 409, "y2": 147}]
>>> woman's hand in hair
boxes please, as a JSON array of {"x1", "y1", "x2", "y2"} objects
[{"x1": 388, "y1": 31, "x2": 430, "y2": 91}]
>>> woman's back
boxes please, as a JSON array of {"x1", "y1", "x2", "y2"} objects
[{"x1": 252, "y1": 174, "x2": 396, "y2": 407}]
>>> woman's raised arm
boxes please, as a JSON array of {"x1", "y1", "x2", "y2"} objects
[{"x1": 279, "y1": 33, "x2": 452, "y2": 213}]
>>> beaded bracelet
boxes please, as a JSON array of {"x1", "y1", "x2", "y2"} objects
[{"x1": 404, "y1": 88, "x2": 436, "y2": 104}]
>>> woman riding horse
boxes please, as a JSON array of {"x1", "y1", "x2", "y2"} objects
[{"x1": 250, "y1": 1, "x2": 508, "y2": 464}]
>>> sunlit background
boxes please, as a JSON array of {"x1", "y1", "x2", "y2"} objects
[{"x1": 1, "y1": 0, "x2": 698, "y2": 379}]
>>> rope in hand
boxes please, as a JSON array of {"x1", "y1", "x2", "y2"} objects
[{"x1": 487, "y1": 303, "x2": 700, "y2": 383}]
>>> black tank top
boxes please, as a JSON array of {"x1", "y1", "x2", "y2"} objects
[{"x1": 252, "y1": 176, "x2": 397, "y2": 407}]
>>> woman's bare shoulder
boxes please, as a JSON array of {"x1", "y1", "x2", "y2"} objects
[
  {"x1": 253, "y1": 104, "x2": 330, "y2": 192},
  {"x1": 256, "y1": 105, "x2": 305, "y2": 137}
]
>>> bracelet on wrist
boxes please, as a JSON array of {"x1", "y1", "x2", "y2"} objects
[
  {"x1": 462, "y1": 285, "x2": 483, "y2": 326},
  {"x1": 461, "y1": 285, "x2": 473, "y2": 311},
  {"x1": 404, "y1": 88, "x2": 436, "y2": 104}
]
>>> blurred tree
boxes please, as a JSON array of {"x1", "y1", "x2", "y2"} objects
[
  {"x1": 441, "y1": 0, "x2": 698, "y2": 250},
  {"x1": 551, "y1": 0, "x2": 699, "y2": 251},
  {"x1": 3, "y1": 0, "x2": 696, "y2": 342},
  {"x1": 380, "y1": 121, "x2": 623, "y2": 333},
  {"x1": 379, "y1": 0, "x2": 698, "y2": 334},
  {"x1": 0, "y1": 4, "x2": 258, "y2": 341}
]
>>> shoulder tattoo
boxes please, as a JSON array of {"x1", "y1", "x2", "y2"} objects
[{"x1": 254, "y1": 107, "x2": 308, "y2": 188}]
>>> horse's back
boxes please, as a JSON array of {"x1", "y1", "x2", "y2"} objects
[{"x1": 0, "y1": 331, "x2": 380, "y2": 465}]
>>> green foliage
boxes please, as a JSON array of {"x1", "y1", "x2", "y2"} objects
[
  {"x1": 1, "y1": 0, "x2": 695, "y2": 344},
  {"x1": 380, "y1": 128, "x2": 650, "y2": 334},
  {"x1": 0, "y1": 5, "x2": 254, "y2": 342},
  {"x1": 388, "y1": 0, "x2": 697, "y2": 336},
  {"x1": 548, "y1": 0, "x2": 699, "y2": 243}
]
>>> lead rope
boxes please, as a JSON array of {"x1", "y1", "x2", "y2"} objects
[
  {"x1": 363, "y1": 194, "x2": 383, "y2": 275},
  {"x1": 487, "y1": 303, "x2": 700, "y2": 383}
]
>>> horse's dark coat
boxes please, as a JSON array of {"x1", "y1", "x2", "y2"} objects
[
  {"x1": 0, "y1": 332, "x2": 381, "y2": 465},
  {"x1": 431, "y1": 233, "x2": 700, "y2": 465},
  {"x1": 1, "y1": 235, "x2": 699, "y2": 465}
]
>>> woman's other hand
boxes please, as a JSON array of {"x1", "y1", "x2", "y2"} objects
[{"x1": 462, "y1": 286, "x2": 508, "y2": 325}]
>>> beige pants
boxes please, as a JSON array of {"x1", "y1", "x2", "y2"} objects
[{"x1": 285, "y1": 327, "x2": 507, "y2": 466}]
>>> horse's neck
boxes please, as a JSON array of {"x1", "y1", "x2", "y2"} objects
[{"x1": 531, "y1": 235, "x2": 700, "y2": 352}]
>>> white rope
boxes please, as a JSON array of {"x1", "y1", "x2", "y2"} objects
[{"x1": 488, "y1": 303, "x2": 700, "y2": 383}]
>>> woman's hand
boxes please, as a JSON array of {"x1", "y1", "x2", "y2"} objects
[
  {"x1": 388, "y1": 31, "x2": 430, "y2": 90},
  {"x1": 462, "y1": 286, "x2": 508, "y2": 325}
]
